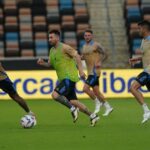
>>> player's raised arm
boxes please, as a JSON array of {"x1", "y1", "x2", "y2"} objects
[{"x1": 37, "y1": 58, "x2": 51, "y2": 67}]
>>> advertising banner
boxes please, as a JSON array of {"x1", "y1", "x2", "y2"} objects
[{"x1": 0, "y1": 69, "x2": 149, "y2": 99}]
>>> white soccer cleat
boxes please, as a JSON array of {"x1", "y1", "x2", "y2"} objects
[
  {"x1": 28, "y1": 111, "x2": 35, "y2": 116},
  {"x1": 94, "y1": 101, "x2": 102, "y2": 114},
  {"x1": 28, "y1": 111, "x2": 36, "y2": 121},
  {"x1": 71, "y1": 108, "x2": 79, "y2": 123},
  {"x1": 103, "y1": 107, "x2": 113, "y2": 116},
  {"x1": 142, "y1": 111, "x2": 150, "y2": 124},
  {"x1": 90, "y1": 115, "x2": 100, "y2": 127}
]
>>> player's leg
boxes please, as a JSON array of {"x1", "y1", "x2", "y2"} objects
[
  {"x1": 93, "y1": 85, "x2": 113, "y2": 116},
  {"x1": 130, "y1": 72, "x2": 150, "y2": 123},
  {"x1": 83, "y1": 75, "x2": 102, "y2": 113},
  {"x1": 70, "y1": 99, "x2": 90, "y2": 116},
  {"x1": 52, "y1": 91, "x2": 73, "y2": 109},
  {"x1": 130, "y1": 80, "x2": 144, "y2": 104},
  {"x1": 67, "y1": 84, "x2": 99, "y2": 126},
  {"x1": 83, "y1": 83, "x2": 96, "y2": 100},
  {"x1": 52, "y1": 79, "x2": 78, "y2": 121},
  {"x1": 0, "y1": 79, "x2": 34, "y2": 114},
  {"x1": 70, "y1": 100, "x2": 99, "y2": 126},
  {"x1": 9, "y1": 93, "x2": 30, "y2": 113}
]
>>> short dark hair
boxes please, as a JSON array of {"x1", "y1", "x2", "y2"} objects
[
  {"x1": 138, "y1": 20, "x2": 150, "y2": 31},
  {"x1": 49, "y1": 29, "x2": 61, "y2": 37},
  {"x1": 84, "y1": 29, "x2": 93, "y2": 34}
]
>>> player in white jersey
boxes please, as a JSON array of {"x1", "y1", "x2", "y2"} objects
[{"x1": 129, "y1": 20, "x2": 150, "y2": 123}]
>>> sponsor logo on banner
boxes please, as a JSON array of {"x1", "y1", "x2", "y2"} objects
[{"x1": 0, "y1": 69, "x2": 149, "y2": 99}]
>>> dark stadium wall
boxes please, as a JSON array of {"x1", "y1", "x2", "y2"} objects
[{"x1": 1, "y1": 59, "x2": 51, "y2": 70}]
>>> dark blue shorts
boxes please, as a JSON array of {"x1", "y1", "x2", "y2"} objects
[
  {"x1": 85, "y1": 75, "x2": 99, "y2": 87},
  {"x1": 136, "y1": 71, "x2": 150, "y2": 91},
  {"x1": 54, "y1": 79, "x2": 77, "y2": 101},
  {"x1": 0, "y1": 78, "x2": 16, "y2": 95}
]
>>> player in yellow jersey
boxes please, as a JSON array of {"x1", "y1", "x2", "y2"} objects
[
  {"x1": 129, "y1": 20, "x2": 150, "y2": 123},
  {"x1": 0, "y1": 62, "x2": 35, "y2": 116},
  {"x1": 81, "y1": 29, "x2": 113, "y2": 115},
  {"x1": 37, "y1": 29, "x2": 99, "y2": 126}
]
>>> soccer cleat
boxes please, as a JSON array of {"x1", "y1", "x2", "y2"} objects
[
  {"x1": 90, "y1": 115, "x2": 100, "y2": 127},
  {"x1": 94, "y1": 101, "x2": 102, "y2": 114},
  {"x1": 28, "y1": 111, "x2": 36, "y2": 119},
  {"x1": 28, "y1": 111, "x2": 35, "y2": 116},
  {"x1": 103, "y1": 107, "x2": 113, "y2": 116},
  {"x1": 71, "y1": 108, "x2": 79, "y2": 123},
  {"x1": 142, "y1": 111, "x2": 150, "y2": 124}
]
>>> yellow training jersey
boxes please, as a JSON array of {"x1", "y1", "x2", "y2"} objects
[
  {"x1": 81, "y1": 40, "x2": 104, "y2": 76},
  {"x1": 141, "y1": 36, "x2": 150, "y2": 74}
]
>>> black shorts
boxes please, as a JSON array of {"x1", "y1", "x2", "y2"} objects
[
  {"x1": 85, "y1": 75, "x2": 99, "y2": 87},
  {"x1": 136, "y1": 71, "x2": 150, "y2": 91},
  {"x1": 54, "y1": 79, "x2": 77, "y2": 101},
  {"x1": 0, "y1": 78, "x2": 16, "y2": 95}
]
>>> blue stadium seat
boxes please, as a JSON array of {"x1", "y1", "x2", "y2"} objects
[
  {"x1": 126, "y1": 7, "x2": 141, "y2": 23},
  {"x1": 35, "y1": 40, "x2": 48, "y2": 48},
  {"x1": 35, "y1": 40, "x2": 48, "y2": 56},
  {"x1": 5, "y1": 32, "x2": 18, "y2": 41},
  {"x1": 131, "y1": 38, "x2": 142, "y2": 53},
  {"x1": 59, "y1": 0, "x2": 74, "y2": 14}
]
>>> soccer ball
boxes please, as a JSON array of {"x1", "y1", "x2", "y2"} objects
[{"x1": 20, "y1": 115, "x2": 36, "y2": 128}]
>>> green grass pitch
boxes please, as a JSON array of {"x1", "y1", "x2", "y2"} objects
[{"x1": 0, "y1": 98, "x2": 150, "y2": 150}]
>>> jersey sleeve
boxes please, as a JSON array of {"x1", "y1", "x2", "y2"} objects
[{"x1": 64, "y1": 45, "x2": 77, "y2": 57}]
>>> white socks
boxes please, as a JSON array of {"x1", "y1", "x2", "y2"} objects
[
  {"x1": 90, "y1": 113, "x2": 96, "y2": 119},
  {"x1": 70, "y1": 106, "x2": 76, "y2": 112},
  {"x1": 95, "y1": 97, "x2": 100, "y2": 104},
  {"x1": 142, "y1": 103, "x2": 150, "y2": 113},
  {"x1": 95, "y1": 98, "x2": 111, "y2": 109},
  {"x1": 103, "y1": 101, "x2": 111, "y2": 109}
]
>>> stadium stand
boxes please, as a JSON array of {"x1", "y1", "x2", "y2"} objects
[
  {"x1": 0, "y1": 0, "x2": 90, "y2": 59},
  {"x1": 124, "y1": 0, "x2": 150, "y2": 68},
  {"x1": 2, "y1": 0, "x2": 148, "y2": 69},
  {"x1": 85, "y1": 0, "x2": 129, "y2": 68}
]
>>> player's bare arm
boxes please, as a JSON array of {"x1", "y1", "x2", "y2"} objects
[
  {"x1": 37, "y1": 58, "x2": 51, "y2": 67},
  {"x1": 129, "y1": 57, "x2": 142, "y2": 65},
  {"x1": 0, "y1": 62, "x2": 6, "y2": 72},
  {"x1": 135, "y1": 48, "x2": 143, "y2": 55},
  {"x1": 74, "y1": 53, "x2": 86, "y2": 79}
]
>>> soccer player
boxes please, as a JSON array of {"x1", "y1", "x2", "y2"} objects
[
  {"x1": 129, "y1": 20, "x2": 150, "y2": 123},
  {"x1": 0, "y1": 62, "x2": 34, "y2": 116},
  {"x1": 81, "y1": 29, "x2": 113, "y2": 115},
  {"x1": 37, "y1": 29, "x2": 99, "y2": 126}
]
